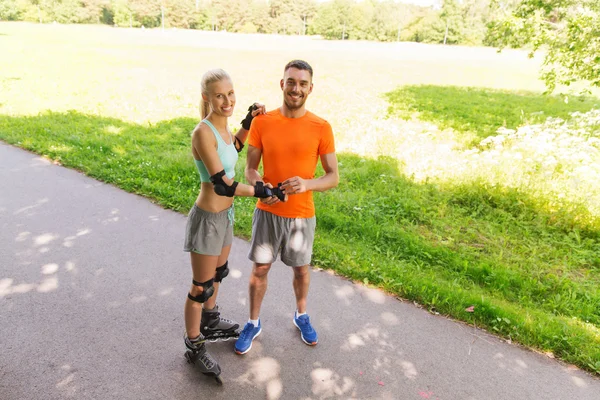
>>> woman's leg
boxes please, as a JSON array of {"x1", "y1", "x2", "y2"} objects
[
  {"x1": 183, "y1": 251, "x2": 223, "y2": 381},
  {"x1": 184, "y1": 252, "x2": 219, "y2": 339},
  {"x1": 203, "y1": 245, "x2": 232, "y2": 310},
  {"x1": 200, "y1": 245, "x2": 241, "y2": 341}
]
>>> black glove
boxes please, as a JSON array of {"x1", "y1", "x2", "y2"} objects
[
  {"x1": 241, "y1": 104, "x2": 259, "y2": 131},
  {"x1": 270, "y1": 183, "x2": 286, "y2": 202},
  {"x1": 253, "y1": 182, "x2": 286, "y2": 202}
]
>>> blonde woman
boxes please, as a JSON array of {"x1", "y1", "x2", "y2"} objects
[{"x1": 183, "y1": 69, "x2": 286, "y2": 383}]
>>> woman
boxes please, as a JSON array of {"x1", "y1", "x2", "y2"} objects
[{"x1": 183, "y1": 68, "x2": 285, "y2": 382}]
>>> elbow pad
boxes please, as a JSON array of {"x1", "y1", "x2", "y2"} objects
[{"x1": 210, "y1": 170, "x2": 238, "y2": 197}]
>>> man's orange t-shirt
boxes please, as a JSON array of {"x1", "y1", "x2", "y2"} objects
[{"x1": 248, "y1": 108, "x2": 335, "y2": 219}]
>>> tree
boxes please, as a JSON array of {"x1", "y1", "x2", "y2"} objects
[
  {"x1": 309, "y1": 0, "x2": 352, "y2": 39},
  {"x1": 268, "y1": 0, "x2": 303, "y2": 34},
  {"x1": 249, "y1": 0, "x2": 271, "y2": 33},
  {"x1": 461, "y1": 0, "x2": 493, "y2": 45},
  {"x1": 440, "y1": 0, "x2": 465, "y2": 44},
  {"x1": 0, "y1": 0, "x2": 22, "y2": 20},
  {"x1": 112, "y1": 0, "x2": 135, "y2": 26},
  {"x1": 78, "y1": 0, "x2": 109, "y2": 23},
  {"x1": 130, "y1": 0, "x2": 161, "y2": 28},
  {"x1": 24, "y1": 0, "x2": 49, "y2": 23},
  {"x1": 488, "y1": 0, "x2": 600, "y2": 92},
  {"x1": 410, "y1": 10, "x2": 446, "y2": 43},
  {"x1": 348, "y1": 0, "x2": 374, "y2": 40},
  {"x1": 296, "y1": 0, "x2": 317, "y2": 35},
  {"x1": 160, "y1": 0, "x2": 195, "y2": 28}
]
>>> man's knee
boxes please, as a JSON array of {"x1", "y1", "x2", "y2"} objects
[
  {"x1": 293, "y1": 265, "x2": 309, "y2": 278},
  {"x1": 252, "y1": 263, "x2": 271, "y2": 278}
]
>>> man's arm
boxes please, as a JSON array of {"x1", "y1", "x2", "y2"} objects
[
  {"x1": 281, "y1": 152, "x2": 339, "y2": 194},
  {"x1": 245, "y1": 145, "x2": 263, "y2": 186},
  {"x1": 245, "y1": 144, "x2": 283, "y2": 205}
]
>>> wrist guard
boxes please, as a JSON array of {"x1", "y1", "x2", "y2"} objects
[
  {"x1": 234, "y1": 136, "x2": 244, "y2": 153},
  {"x1": 241, "y1": 104, "x2": 258, "y2": 131},
  {"x1": 253, "y1": 182, "x2": 286, "y2": 202}
]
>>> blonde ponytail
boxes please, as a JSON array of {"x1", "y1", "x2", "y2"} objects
[
  {"x1": 199, "y1": 68, "x2": 231, "y2": 119},
  {"x1": 200, "y1": 98, "x2": 210, "y2": 119}
]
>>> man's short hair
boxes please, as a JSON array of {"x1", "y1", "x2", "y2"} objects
[{"x1": 284, "y1": 60, "x2": 313, "y2": 78}]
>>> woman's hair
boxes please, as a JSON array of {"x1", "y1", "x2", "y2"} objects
[{"x1": 200, "y1": 68, "x2": 231, "y2": 119}]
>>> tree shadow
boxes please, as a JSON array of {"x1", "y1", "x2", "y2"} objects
[{"x1": 384, "y1": 85, "x2": 599, "y2": 144}]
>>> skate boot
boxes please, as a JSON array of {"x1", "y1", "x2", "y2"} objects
[
  {"x1": 184, "y1": 333, "x2": 223, "y2": 384},
  {"x1": 201, "y1": 305, "x2": 241, "y2": 342}
]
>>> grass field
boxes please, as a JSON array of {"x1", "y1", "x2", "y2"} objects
[{"x1": 1, "y1": 22, "x2": 599, "y2": 375}]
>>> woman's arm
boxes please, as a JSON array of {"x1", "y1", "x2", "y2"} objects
[
  {"x1": 193, "y1": 124, "x2": 283, "y2": 200},
  {"x1": 245, "y1": 145, "x2": 285, "y2": 205},
  {"x1": 234, "y1": 103, "x2": 266, "y2": 152}
]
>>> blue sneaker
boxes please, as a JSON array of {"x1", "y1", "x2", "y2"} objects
[
  {"x1": 234, "y1": 320, "x2": 261, "y2": 355},
  {"x1": 293, "y1": 312, "x2": 318, "y2": 345}
]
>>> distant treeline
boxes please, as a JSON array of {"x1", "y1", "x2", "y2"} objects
[{"x1": 0, "y1": 0, "x2": 519, "y2": 46}]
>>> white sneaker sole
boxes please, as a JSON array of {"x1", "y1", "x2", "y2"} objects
[
  {"x1": 293, "y1": 319, "x2": 318, "y2": 346},
  {"x1": 234, "y1": 328, "x2": 261, "y2": 355}
]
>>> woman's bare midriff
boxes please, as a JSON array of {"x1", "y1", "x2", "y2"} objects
[{"x1": 195, "y1": 182, "x2": 235, "y2": 213}]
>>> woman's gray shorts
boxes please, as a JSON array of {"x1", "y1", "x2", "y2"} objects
[
  {"x1": 183, "y1": 204, "x2": 234, "y2": 256},
  {"x1": 248, "y1": 208, "x2": 316, "y2": 267}
]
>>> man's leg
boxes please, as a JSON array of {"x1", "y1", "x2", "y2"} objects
[
  {"x1": 282, "y1": 217, "x2": 318, "y2": 345},
  {"x1": 292, "y1": 265, "x2": 310, "y2": 314},
  {"x1": 291, "y1": 264, "x2": 318, "y2": 345},
  {"x1": 236, "y1": 208, "x2": 279, "y2": 355},
  {"x1": 249, "y1": 262, "x2": 272, "y2": 319},
  {"x1": 234, "y1": 262, "x2": 270, "y2": 354}
]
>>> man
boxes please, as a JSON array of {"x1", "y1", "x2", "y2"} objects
[{"x1": 234, "y1": 60, "x2": 339, "y2": 355}]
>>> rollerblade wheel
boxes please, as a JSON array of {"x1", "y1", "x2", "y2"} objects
[{"x1": 214, "y1": 376, "x2": 223, "y2": 385}]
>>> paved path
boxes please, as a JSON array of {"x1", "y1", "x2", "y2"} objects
[{"x1": 1, "y1": 142, "x2": 599, "y2": 400}]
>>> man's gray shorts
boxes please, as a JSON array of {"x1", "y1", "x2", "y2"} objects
[
  {"x1": 248, "y1": 208, "x2": 316, "y2": 267},
  {"x1": 183, "y1": 204, "x2": 233, "y2": 256}
]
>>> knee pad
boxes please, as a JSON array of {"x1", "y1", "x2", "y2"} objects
[
  {"x1": 188, "y1": 278, "x2": 215, "y2": 303},
  {"x1": 214, "y1": 261, "x2": 229, "y2": 283}
]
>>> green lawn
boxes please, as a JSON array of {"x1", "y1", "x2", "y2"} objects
[
  {"x1": 1, "y1": 23, "x2": 599, "y2": 375},
  {"x1": 386, "y1": 85, "x2": 599, "y2": 145}
]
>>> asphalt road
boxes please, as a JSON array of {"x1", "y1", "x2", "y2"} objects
[{"x1": 1, "y1": 141, "x2": 599, "y2": 400}]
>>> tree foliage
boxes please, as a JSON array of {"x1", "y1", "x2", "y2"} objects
[
  {"x1": 488, "y1": 0, "x2": 600, "y2": 91},
  {"x1": 0, "y1": 0, "x2": 521, "y2": 48}
]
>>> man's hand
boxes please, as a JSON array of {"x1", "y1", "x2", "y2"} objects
[
  {"x1": 254, "y1": 182, "x2": 286, "y2": 202},
  {"x1": 259, "y1": 182, "x2": 287, "y2": 205},
  {"x1": 281, "y1": 176, "x2": 308, "y2": 195}
]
